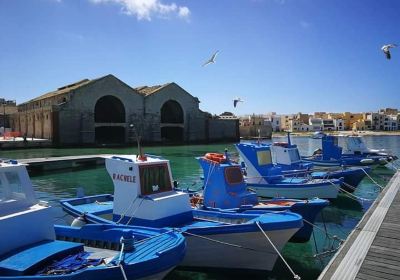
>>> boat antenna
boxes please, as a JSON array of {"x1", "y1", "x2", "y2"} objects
[{"x1": 130, "y1": 123, "x2": 146, "y2": 161}]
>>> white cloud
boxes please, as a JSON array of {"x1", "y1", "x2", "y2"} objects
[
  {"x1": 89, "y1": 0, "x2": 190, "y2": 21},
  {"x1": 178, "y1": 6, "x2": 190, "y2": 18}
]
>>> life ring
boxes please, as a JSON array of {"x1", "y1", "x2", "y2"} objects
[{"x1": 205, "y1": 153, "x2": 227, "y2": 163}]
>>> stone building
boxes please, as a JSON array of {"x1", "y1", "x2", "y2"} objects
[
  {"x1": 11, "y1": 74, "x2": 239, "y2": 145},
  {"x1": 0, "y1": 99, "x2": 17, "y2": 132}
]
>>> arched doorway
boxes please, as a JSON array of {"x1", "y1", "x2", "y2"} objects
[
  {"x1": 160, "y1": 100, "x2": 184, "y2": 142},
  {"x1": 94, "y1": 95, "x2": 125, "y2": 144}
]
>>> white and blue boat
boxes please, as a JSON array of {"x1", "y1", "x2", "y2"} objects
[
  {"x1": 0, "y1": 159, "x2": 186, "y2": 280},
  {"x1": 302, "y1": 134, "x2": 395, "y2": 167},
  {"x1": 345, "y1": 134, "x2": 398, "y2": 159},
  {"x1": 196, "y1": 153, "x2": 329, "y2": 243},
  {"x1": 235, "y1": 143, "x2": 342, "y2": 199},
  {"x1": 270, "y1": 134, "x2": 371, "y2": 192},
  {"x1": 61, "y1": 154, "x2": 303, "y2": 271}
]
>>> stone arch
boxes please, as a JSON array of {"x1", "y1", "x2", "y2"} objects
[
  {"x1": 94, "y1": 95, "x2": 126, "y2": 143},
  {"x1": 160, "y1": 100, "x2": 184, "y2": 142},
  {"x1": 94, "y1": 95, "x2": 125, "y2": 123}
]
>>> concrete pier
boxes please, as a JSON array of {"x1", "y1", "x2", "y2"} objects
[
  {"x1": 17, "y1": 154, "x2": 111, "y2": 174},
  {"x1": 318, "y1": 170, "x2": 400, "y2": 280}
]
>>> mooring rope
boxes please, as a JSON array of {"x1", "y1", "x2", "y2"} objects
[
  {"x1": 340, "y1": 186, "x2": 373, "y2": 202},
  {"x1": 327, "y1": 180, "x2": 373, "y2": 202},
  {"x1": 182, "y1": 230, "x2": 263, "y2": 252},
  {"x1": 115, "y1": 196, "x2": 138, "y2": 224},
  {"x1": 302, "y1": 218, "x2": 344, "y2": 243},
  {"x1": 255, "y1": 221, "x2": 301, "y2": 280},
  {"x1": 341, "y1": 181, "x2": 357, "y2": 191},
  {"x1": 361, "y1": 168, "x2": 384, "y2": 190},
  {"x1": 204, "y1": 161, "x2": 217, "y2": 188},
  {"x1": 117, "y1": 240, "x2": 128, "y2": 280},
  {"x1": 124, "y1": 198, "x2": 145, "y2": 225},
  {"x1": 381, "y1": 159, "x2": 400, "y2": 171}
]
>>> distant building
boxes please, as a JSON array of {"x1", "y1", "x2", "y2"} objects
[
  {"x1": 309, "y1": 118, "x2": 323, "y2": 131},
  {"x1": 239, "y1": 114, "x2": 272, "y2": 138},
  {"x1": 379, "y1": 108, "x2": 398, "y2": 115},
  {"x1": 11, "y1": 74, "x2": 239, "y2": 145},
  {"x1": 264, "y1": 112, "x2": 281, "y2": 132},
  {"x1": 333, "y1": 119, "x2": 344, "y2": 131},
  {"x1": 0, "y1": 99, "x2": 17, "y2": 134}
]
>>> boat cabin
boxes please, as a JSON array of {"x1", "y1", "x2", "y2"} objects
[
  {"x1": 235, "y1": 143, "x2": 284, "y2": 184},
  {"x1": 0, "y1": 160, "x2": 55, "y2": 257},
  {"x1": 271, "y1": 142, "x2": 302, "y2": 166},
  {"x1": 321, "y1": 135, "x2": 343, "y2": 160},
  {"x1": 198, "y1": 155, "x2": 257, "y2": 209},
  {"x1": 105, "y1": 155, "x2": 192, "y2": 227}
]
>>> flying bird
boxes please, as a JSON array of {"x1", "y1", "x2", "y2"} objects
[
  {"x1": 233, "y1": 97, "x2": 244, "y2": 108},
  {"x1": 202, "y1": 50, "x2": 219, "y2": 67},
  {"x1": 381, "y1": 44, "x2": 397, "y2": 60}
]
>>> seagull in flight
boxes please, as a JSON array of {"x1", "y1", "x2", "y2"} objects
[
  {"x1": 202, "y1": 50, "x2": 219, "y2": 67},
  {"x1": 381, "y1": 44, "x2": 397, "y2": 60},
  {"x1": 233, "y1": 97, "x2": 244, "y2": 108}
]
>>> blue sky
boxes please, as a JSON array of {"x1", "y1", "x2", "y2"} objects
[{"x1": 1, "y1": 0, "x2": 399, "y2": 115}]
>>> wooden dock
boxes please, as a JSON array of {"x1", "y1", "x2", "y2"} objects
[
  {"x1": 17, "y1": 154, "x2": 112, "y2": 173},
  {"x1": 318, "y1": 170, "x2": 400, "y2": 280}
]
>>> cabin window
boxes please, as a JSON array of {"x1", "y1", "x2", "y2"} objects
[
  {"x1": 224, "y1": 167, "x2": 243, "y2": 185},
  {"x1": 257, "y1": 150, "x2": 272, "y2": 165},
  {"x1": 139, "y1": 164, "x2": 172, "y2": 195},
  {"x1": 288, "y1": 149, "x2": 301, "y2": 162},
  {"x1": 2, "y1": 172, "x2": 26, "y2": 201}
]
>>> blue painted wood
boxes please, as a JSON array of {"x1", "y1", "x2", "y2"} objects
[{"x1": 0, "y1": 240, "x2": 83, "y2": 276}]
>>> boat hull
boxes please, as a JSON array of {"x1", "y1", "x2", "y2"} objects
[
  {"x1": 182, "y1": 228, "x2": 298, "y2": 271},
  {"x1": 60, "y1": 195, "x2": 303, "y2": 271},
  {"x1": 248, "y1": 182, "x2": 340, "y2": 199}
]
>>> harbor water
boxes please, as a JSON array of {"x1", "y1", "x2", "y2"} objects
[{"x1": 2, "y1": 135, "x2": 399, "y2": 280}]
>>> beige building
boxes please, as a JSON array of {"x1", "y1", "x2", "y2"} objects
[{"x1": 239, "y1": 114, "x2": 272, "y2": 138}]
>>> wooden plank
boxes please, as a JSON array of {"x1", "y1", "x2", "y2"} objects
[
  {"x1": 365, "y1": 254, "x2": 400, "y2": 267},
  {"x1": 369, "y1": 245, "x2": 400, "y2": 257},
  {"x1": 376, "y1": 230, "x2": 400, "y2": 240},
  {"x1": 367, "y1": 251, "x2": 400, "y2": 262},
  {"x1": 356, "y1": 272, "x2": 391, "y2": 280},
  {"x1": 318, "y1": 171, "x2": 400, "y2": 280},
  {"x1": 362, "y1": 259, "x2": 400, "y2": 273},
  {"x1": 358, "y1": 267, "x2": 400, "y2": 280}
]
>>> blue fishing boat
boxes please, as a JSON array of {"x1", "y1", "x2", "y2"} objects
[
  {"x1": 344, "y1": 134, "x2": 398, "y2": 159},
  {"x1": 61, "y1": 154, "x2": 303, "y2": 271},
  {"x1": 0, "y1": 159, "x2": 186, "y2": 280},
  {"x1": 235, "y1": 143, "x2": 342, "y2": 199},
  {"x1": 302, "y1": 134, "x2": 395, "y2": 167},
  {"x1": 270, "y1": 134, "x2": 371, "y2": 192},
  {"x1": 195, "y1": 153, "x2": 329, "y2": 243}
]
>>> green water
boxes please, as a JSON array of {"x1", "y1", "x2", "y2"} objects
[{"x1": 2, "y1": 136, "x2": 399, "y2": 280}]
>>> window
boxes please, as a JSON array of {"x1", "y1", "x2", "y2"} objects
[
  {"x1": 2, "y1": 172, "x2": 26, "y2": 201},
  {"x1": 139, "y1": 164, "x2": 172, "y2": 195},
  {"x1": 257, "y1": 150, "x2": 272, "y2": 166},
  {"x1": 224, "y1": 167, "x2": 243, "y2": 185}
]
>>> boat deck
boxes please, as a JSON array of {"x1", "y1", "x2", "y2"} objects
[{"x1": 318, "y1": 169, "x2": 400, "y2": 280}]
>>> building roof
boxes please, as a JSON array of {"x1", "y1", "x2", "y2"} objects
[
  {"x1": 134, "y1": 83, "x2": 172, "y2": 96},
  {"x1": 19, "y1": 78, "x2": 95, "y2": 106}
]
